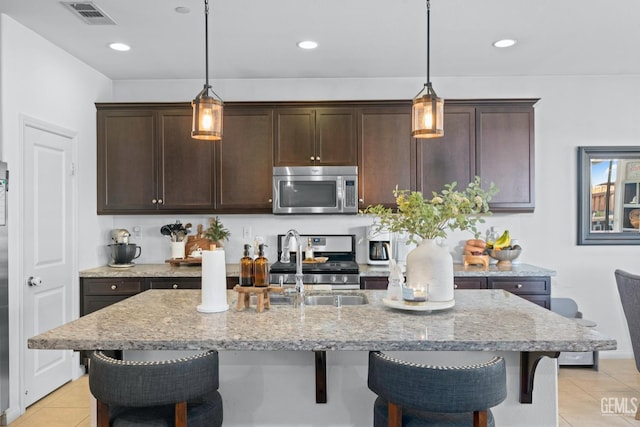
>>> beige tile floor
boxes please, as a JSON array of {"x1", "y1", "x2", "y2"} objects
[{"x1": 6, "y1": 359, "x2": 640, "y2": 426}]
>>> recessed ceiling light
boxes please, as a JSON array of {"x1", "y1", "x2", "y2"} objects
[
  {"x1": 109, "y1": 42, "x2": 130, "y2": 52},
  {"x1": 297, "y1": 40, "x2": 318, "y2": 50},
  {"x1": 492, "y1": 39, "x2": 517, "y2": 48},
  {"x1": 174, "y1": 6, "x2": 190, "y2": 14}
]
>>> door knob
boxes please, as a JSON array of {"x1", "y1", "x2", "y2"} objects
[{"x1": 27, "y1": 276, "x2": 42, "y2": 287}]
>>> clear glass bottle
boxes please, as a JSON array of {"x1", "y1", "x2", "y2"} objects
[
  {"x1": 305, "y1": 237, "x2": 314, "y2": 260},
  {"x1": 486, "y1": 226, "x2": 500, "y2": 248},
  {"x1": 254, "y1": 244, "x2": 269, "y2": 287},
  {"x1": 239, "y1": 244, "x2": 254, "y2": 286}
]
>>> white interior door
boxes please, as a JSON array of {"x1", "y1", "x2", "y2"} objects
[{"x1": 22, "y1": 121, "x2": 75, "y2": 407}]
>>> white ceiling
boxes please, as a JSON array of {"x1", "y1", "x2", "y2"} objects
[{"x1": 1, "y1": 0, "x2": 638, "y2": 81}]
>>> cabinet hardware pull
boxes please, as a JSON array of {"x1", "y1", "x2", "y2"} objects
[
  {"x1": 172, "y1": 284, "x2": 178, "y2": 289},
  {"x1": 316, "y1": 156, "x2": 320, "y2": 161},
  {"x1": 358, "y1": 198, "x2": 364, "y2": 203},
  {"x1": 158, "y1": 199, "x2": 163, "y2": 204},
  {"x1": 152, "y1": 199, "x2": 157, "y2": 204},
  {"x1": 310, "y1": 156, "x2": 315, "y2": 161},
  {"x1": 111, "y1": 285, "x2": 117, "y2": 290},
  {"x1": 516, "y1": 283, "x2": 523, "y2": 289},
  {"x1": 454, "y1": 284, "x2": 458, "y2": 289},
  {"x1": 268, "y1": 198, "x2": 273, "y2": 203}
]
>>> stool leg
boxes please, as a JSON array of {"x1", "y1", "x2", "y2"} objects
[
  {"x1": 96, "y1": 400, "x2": 110, "y2": 427},
  {"x1": 388, "y1": 402, "x2": 402, "y2": 427},
  {"x1": 264, "y1": 290, "x2": 271, "y2": 309},
  {"x1": 175, "y1": 401, "x2": 187, "y2": 427},
  {"x1": 473, "y1": 410, "x2": 488, "y2": 427},
  {"x1": 257, "y1": 293, "x2": 264, "y2": 313}
]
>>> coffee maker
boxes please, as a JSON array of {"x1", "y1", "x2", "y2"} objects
[{"x1": 367, "y1": 226, "x2": 390, "y2": 265}]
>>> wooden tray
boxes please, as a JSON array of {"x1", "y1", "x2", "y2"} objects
[
  {"x1": 165, "y1": 257, "x2": 203, "y2": 267},
  {"x1": 302, "y1": 257, "x2": 329, "y2": 264}
]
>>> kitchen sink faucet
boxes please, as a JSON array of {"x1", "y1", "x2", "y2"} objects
[{"x1": 280, "y1": 229, "x2": 305, "y2": 306}]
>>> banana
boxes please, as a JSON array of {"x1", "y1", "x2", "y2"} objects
[{"x1": 493, "y1": 230, "x2": 511, "y2": 250}]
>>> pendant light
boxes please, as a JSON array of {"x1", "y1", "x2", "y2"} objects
[
  {"x1": 411, "y1": 0, "x2": 444, "y2": 138},
  {"x1": 191, "y1": 0, "x2": 223, "y2": 140}
]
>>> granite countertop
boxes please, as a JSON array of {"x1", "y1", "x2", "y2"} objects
[
  {"x1": 80, "y1": 263, "x2": 555, "y2": 279},
  {"x1": 29, "y1": 289, "x2": 614, "y2": 353}
]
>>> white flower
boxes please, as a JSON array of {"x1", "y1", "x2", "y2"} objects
[
  {"x1": 432, "y1": 196, "x2": 443, "y2": 204},
  {"x1": 474, "y1": 195, "x2": 483, "y2": 207}
]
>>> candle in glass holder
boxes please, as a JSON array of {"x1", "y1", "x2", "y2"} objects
[{"x1": 403, "y1": 284, "x2": 428, "y2": 304}]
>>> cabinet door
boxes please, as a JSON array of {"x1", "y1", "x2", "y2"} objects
[
  {"x1": 417, "y1": 106, "x2": 475, "y2": 196},
  {"x1": 488, "y1": 276, "x2": 550, "y2": 309},
  {"x1": 147, "y1": 277, "x2": 201, "y2": 289},
  {"x1": 158, "y1": 109, "x2": 216, "y2": 211},
  {"x1": 217, "y1": 107, "x2": 274, "y2": 212},
  {"x1": 80, "y1": 278, "x2": 144, "y2": 316},
  {"x1": 97, "y1": 109, "x2": 157, "y2": 213},
  {"x1": 477, "y1": 104, "x2": 535, "y2": 212},
  {"x1": 315, "y1": 108, "x2": 357, "y2": 165},
  {"x1": 358, "y1": 106, "x2": 414, "y2": 208},
  {"x1": 454, "y1": 277, "x2": 486, "y2": 289},
  {"x1": 274, "y1": 108, "x2": 315, "y2": 165},
  {"x1": 360, "y1": 276, "x2": 388, "y2": 290}
]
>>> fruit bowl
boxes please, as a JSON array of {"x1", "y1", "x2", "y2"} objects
[{"x1": 487, "y1": 248, "x2": 522, "y2": 267}]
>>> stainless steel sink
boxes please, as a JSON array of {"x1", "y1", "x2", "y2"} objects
[
  {"x1": 304, "y1": 294, "x2": 368, "y2": 306},
  {"x1": 249, "y1": 294, "x2": 294, "y2": 305}
]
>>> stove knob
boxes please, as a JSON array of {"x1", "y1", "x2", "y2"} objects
[
  {"x1": 342, "y1": 276, "x2": 349, "y2": 284},
  {"x1": 331, "y1": 276, "x2": 337, "y2": 283},
  {"x1": 313, "y1": 276, "x2": 319, "y2": 284}
]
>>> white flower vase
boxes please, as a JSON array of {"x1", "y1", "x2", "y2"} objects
[{"x1": 405, "y1": 239, "x2": 454, "y2": 303}]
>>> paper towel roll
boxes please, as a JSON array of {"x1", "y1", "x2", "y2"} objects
[{"x1": 197, "y1": 249, "x2": 229, "y2": 313}]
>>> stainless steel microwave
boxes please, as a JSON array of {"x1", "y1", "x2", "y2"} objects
[{"x1": 272, "y1": 166, "x2": 358, "y2": 214}]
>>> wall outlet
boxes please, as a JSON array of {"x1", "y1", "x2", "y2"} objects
[
  {"x1": 133, "y1": 226, "x2": 142, "y2": 238},
  {"x1": 243, "y1": 226, "x2": 252, "y2": 240}
]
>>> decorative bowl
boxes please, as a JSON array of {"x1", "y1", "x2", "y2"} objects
[
  {"x1": 629, "y1": 209, "x2": 640, "y2": 229},
  {"x1": 487, "y1": 248, "x2": 522, "y2": 267}
]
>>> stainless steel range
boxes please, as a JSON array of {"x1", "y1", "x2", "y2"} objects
[{"x1": 269, "y1": 234, "x2": 360, "y2": 290}]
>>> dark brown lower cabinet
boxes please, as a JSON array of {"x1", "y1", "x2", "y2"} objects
[
  {"x1": 361, "y1": 275, "x2": 551, "y2": 308},
  {"x1": 147, "y1": 277, "x2": 201, "y2": 289}
]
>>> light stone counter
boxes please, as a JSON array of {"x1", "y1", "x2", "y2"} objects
[
  {"x1": 29, "y1": 289, "x2": 612, "y2": 352},
  {"x1": 80, "y1": 262, "x2": 555, "y2": 280},
  {"x1": 80, "y1": 263, "x2": 239, "y2": 278},
  {"x1": 29, "y1": 289, "x2": 614, "y2": 427}
]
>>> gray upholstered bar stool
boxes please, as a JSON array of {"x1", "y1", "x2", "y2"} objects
[
  {"x1": 368, "y1": 352, "x2": 507, "y2": 427},
  {"x1": 89, "y1": 350, "x2": 223, "y2": 427}
]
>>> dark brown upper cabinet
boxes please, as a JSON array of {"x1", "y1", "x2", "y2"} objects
[
  {"x1": 476, "y1": 101, "x2": 536, "y2": 212},
  {"x1": 416, "y1": 99, "x2": 537, "y2": 212},
  {"x1": 273, "y1": 106, "x2": 357, "y2": 166},
  {"x1": 416, "y1": 105, "x2": 476, "y2": 198},
  {"x1": 96, "y1": 103, "x2": 215, "y2": 214},
  {"x1": 215, "y1": 106, "x2": 274, "y2": 213},
  {"x1": 357, "y1": 103, "x2": 415, "y2": 208}
]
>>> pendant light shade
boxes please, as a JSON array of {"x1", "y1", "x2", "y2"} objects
[
  {"x1": 412, "y1": 0, "x2": 444, "y2": 138},
  {"x1": 192, "y1": 0, "x2": 223, "y2": 140}
]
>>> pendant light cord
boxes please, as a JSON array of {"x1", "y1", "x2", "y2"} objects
[
  {"x1": 426, "y1": 0, "x2": 431, "y2": 85},
  {"x1": 204, "y1": 0, "x2": 210, "y2": 89}
]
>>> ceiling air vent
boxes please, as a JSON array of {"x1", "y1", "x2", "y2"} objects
[{"x1": 61, "y1": 2, "x2": 116, "y2": 25}]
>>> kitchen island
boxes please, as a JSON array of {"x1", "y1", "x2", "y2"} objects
[{"x1": 29, "y1": 288, "x2": 613, "y2": 426}]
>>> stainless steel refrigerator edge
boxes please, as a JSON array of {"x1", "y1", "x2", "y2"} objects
[{"x1": 0, "y1": 162, "x2": 9, "y2": 416}]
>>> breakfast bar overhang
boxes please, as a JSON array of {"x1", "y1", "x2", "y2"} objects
[{"x1": 28, "y1": 289, "x2": 616, "y2": 426}]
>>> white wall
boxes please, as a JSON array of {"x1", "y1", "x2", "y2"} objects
[
  {"x1": 0, "y1": 14, "x2": 112, "y2": 422},
  {"x1": 111, "y1": 74, "x2": 640, "y2": 360}
]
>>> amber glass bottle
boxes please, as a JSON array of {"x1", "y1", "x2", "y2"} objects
[
  {"x1": 239, "y1": 244, "x2": 254, "y2": 286},
  {"x1": 254, "y1": 244, "x2": 269, "y2": 287}
]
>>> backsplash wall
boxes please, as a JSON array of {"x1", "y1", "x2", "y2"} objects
[{"x1": 110, "y1": 213, "x2": 524, "y2": 267}]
